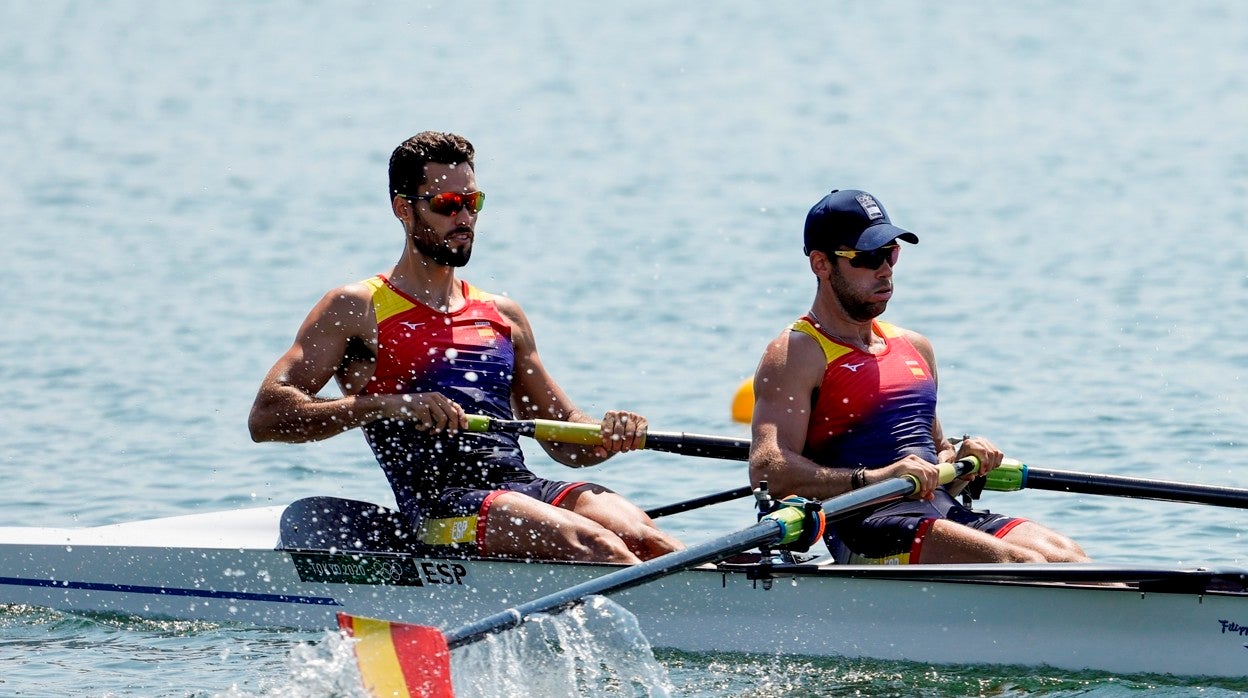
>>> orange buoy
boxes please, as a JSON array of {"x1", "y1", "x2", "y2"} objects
[{"x1": 731, "y1": 377, "x2": 754, "y2": 423}]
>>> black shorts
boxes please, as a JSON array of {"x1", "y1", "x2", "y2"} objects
[
  {"x1": 825, "y1": 489, "x2": 1024, "y2": 563},
  {"x1": 412, "y1": 478, "x2": 588, "y2": 556}
]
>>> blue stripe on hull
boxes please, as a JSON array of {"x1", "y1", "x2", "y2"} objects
[{"x1": 0, "y1": 576, "x2": 341, "y2": 606}]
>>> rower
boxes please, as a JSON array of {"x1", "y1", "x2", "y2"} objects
[
  {"x1": 747, "y1": 189, "x2": 1089, "y2": 565},
  {"x1": 248, "y1": 131, "x2": 683, "y2": 564}
]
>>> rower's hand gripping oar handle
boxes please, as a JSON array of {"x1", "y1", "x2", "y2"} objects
[
  {"x1": 931, "y1": 456, "x2": 982, "y2": 490},
  {"x1": 762, "y1": 456, "x2": 982, "y2": 548}
]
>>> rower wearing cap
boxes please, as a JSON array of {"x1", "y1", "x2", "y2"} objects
[{"x1": 748, "y1": 189, "x2": 1089, "y2": 564}]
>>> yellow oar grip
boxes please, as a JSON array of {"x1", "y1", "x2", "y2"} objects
[
  {"x1": 531, "y1": 419, "x2": 605, "y2": 446},
  {"x1": 465, "y1": 415, "x2": 626, "y2": 448},
  {"x1": 904, "y1": 456, "x2": 981, "y2": 495}
]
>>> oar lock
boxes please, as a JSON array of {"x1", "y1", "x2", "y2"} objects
[{"x1": 752, "y1": 481, "x2": 826, "y2": 554}]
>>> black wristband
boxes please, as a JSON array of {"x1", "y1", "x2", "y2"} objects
[{"x1": 851, "y1": 467, "x2": 866, "y2": 490}]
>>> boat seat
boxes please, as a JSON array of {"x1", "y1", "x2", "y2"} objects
[{"x1": 278, "y1": 496, "x2": 421, "y2": 554}]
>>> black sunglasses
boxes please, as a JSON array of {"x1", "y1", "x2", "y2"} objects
[{"x1": 832, "y1": 244, "x2": 900, "y2": 270}]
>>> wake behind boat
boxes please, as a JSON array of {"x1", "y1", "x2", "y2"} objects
[{"x1": 1, "y1": 495, "x2": 1246, "y2": 678}]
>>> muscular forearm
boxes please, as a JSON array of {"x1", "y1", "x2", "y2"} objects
[
  {"x1": 749, "y1": 450, "x2": 853, "y2": 500},
  {"x1": 249, "y1": 392, "x2": 390, "y2": 443}
]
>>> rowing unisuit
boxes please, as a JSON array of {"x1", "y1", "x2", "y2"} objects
[
  {"x1": 797, "y1": 316, "x2": 937, "y2": 466},
  {"x1": 358, "y1": 274, "x2": 586, "y2": 553},
  {"x1": 793, "y1": 316, "x2": 1022, "y2": 563}
]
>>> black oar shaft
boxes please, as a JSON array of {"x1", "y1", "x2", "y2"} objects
[
  {"x1": 645, "y1": 486, "x2": 753, "y2": 519},
  {"x1": 444, "y1": 518, "x2": 786, "y2": 649},
  {"x1": 640, "y1": 432, "x2": 749, "y2": 460},
  {"x1": 442, "y1": 462, "x2": 975, "y2": 650},
  {"x1": 473, "y1": 414, "x2": 1248, "y2": 513},
  {"x1": 1022, "y1": 468, "x2": 1248, "y2": 509}
]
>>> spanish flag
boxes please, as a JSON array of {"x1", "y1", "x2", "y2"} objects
[{"x1": 337, "y1": 612, "x2": 455, "y2": 698}]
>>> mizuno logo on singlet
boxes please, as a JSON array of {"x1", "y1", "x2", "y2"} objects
[
  {"x1": 841, "y1": 363, "x2": 865, "y2": 372},
  {"x1": 399, "y1": 321, "x2": 425, "y2": 330}
]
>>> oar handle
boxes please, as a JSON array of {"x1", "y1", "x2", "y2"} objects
[
  {"x1": 768, "y1": 456, "x2": 980, "y2": 546},
  {"x1": 464, "y1": 415, "x2": 598, "y2": 444},
  {"x1": 894, "y1": 457, "x2": 980, "y2": 497},
  {"x1": 465, "y1": 414, "x2": 751, "y2": 460}
]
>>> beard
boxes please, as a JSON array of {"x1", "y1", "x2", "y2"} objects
[
  {"x1": 828, "y1": 266, "x2": 889, "y2": 322},
  {"x1": 411, "y1": 232, "x2": 472, "y2": 267}
]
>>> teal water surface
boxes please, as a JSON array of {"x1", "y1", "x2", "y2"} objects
[{"x1": 2, "y1": 1, "x2": 1247, "y2": 695}]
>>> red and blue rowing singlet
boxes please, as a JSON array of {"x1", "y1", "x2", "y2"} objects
[
  {"x1": 795, "y1": 317, "x2": 938, "y2": 468},
  {"x1": 795, "y1": 317, "x2": 1024, "y2": 563},
  {"x1": 358, "y1": 275, "x2": 535, "y2": 516}
]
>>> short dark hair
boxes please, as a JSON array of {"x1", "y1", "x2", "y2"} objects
[{"x1": 388, "y1": 131, "x2": 475, "y2": 200}]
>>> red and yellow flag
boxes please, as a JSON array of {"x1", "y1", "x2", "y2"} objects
[{"x1": 337, "y1": 612, "x2": 455, "y2": 698}]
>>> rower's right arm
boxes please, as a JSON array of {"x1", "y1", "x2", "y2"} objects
[
  {"x1": 248, "y1": 285, "x2": 459, "y2": 443},
  {"x1": 748, "y1": 330, "x2": 942, "y2": 500},
  {"x1": 748, "y1": 330, "x2": 851, "y2": 499}
]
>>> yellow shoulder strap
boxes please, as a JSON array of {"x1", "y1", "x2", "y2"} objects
[
  {"x1": 360, "y1": 276, "x2": 416, "y2": 325},
  {"x1": 463, "y1": 281, "x2": 495, "y2": 302},
  {"x1": 789, "y1": 318, "x2": 855, "y2": 365},
  {"x1": 875, "y1": 320, "x2": 904, "y2": 338}
]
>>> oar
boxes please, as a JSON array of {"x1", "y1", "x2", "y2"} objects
[
  {"x1": 340, "y1": 458, "x2": 979, "y2": 695},
  {"x1": 986, "y1": 459, "x2": 1248, "y2": 509},
  {"x1": 465, "y1": 414, "x2": 748, "y2": 460},
  {"x1": 460, "y1": 458, "x2": 976, "y2": 648},
  {"x1": 649, "y1": 461, "x2": 1248, "y2": 517},
  {"x1": 645, "y1": 485, "x2": 753, "y2": 519},
  {"x1": 471, "y1": 415, "x2": 1248, "y2": 511}
]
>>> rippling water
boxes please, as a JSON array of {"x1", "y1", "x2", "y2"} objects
[{"x1": 2, "y1": 1, "x2": 1247, "y2": 695}]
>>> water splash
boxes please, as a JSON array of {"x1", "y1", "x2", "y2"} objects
[
  {"x1": 452, "y1": 596, "x2": 673, "y2": 698},
  {"x1": 217, "y1": 629, "x2": 369, "y2": 698}
]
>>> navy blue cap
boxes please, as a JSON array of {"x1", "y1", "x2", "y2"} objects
[{"x1": 803, "y1": 189, "x2": 919, "y2": 255}]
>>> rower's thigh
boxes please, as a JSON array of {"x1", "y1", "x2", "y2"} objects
[
  {"x1": 559, "y1": 485, "x2": 644, "y2": 525},
  {"x1": 481, "y1": 491, "x2": 638, "y2": 563},
  {"x1": 1000, "y1": 521, "x2": 1090, "y2": 562},
  {"x1": 558, "y1": 486, "x2": 684, "y2": 558},
  {"x1": 920, "y1": 519, "x2": 1047, "y2": 564}
]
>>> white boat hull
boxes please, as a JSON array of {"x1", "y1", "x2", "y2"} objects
[{"x1": 1, "y1": 499, "x2": 1245, "y2": 678}]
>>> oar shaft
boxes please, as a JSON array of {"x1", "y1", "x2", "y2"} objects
[
  {"x1": 444, "y1": 458, "x2": 976, "y2": 650},
  {"x1": 444, "y1": 518, "x2": 786, "y2": 648},
  {"x1": 473, "y1": 415, "x2": 1248, "y2": 510},
  {"x1": 641, "y1": 431, "x2": 750, "y2": 460},
  {"x1": 645, "y1": 486, "x2": 754, "y2": 519},
  {"x1": 1017, "y1": 467, "x2": 1248, "y2": 509}
]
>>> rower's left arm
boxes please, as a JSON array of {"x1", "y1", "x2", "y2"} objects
[{"x1": 498, "y1": 298, "x2": 643, "y2": 467}]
